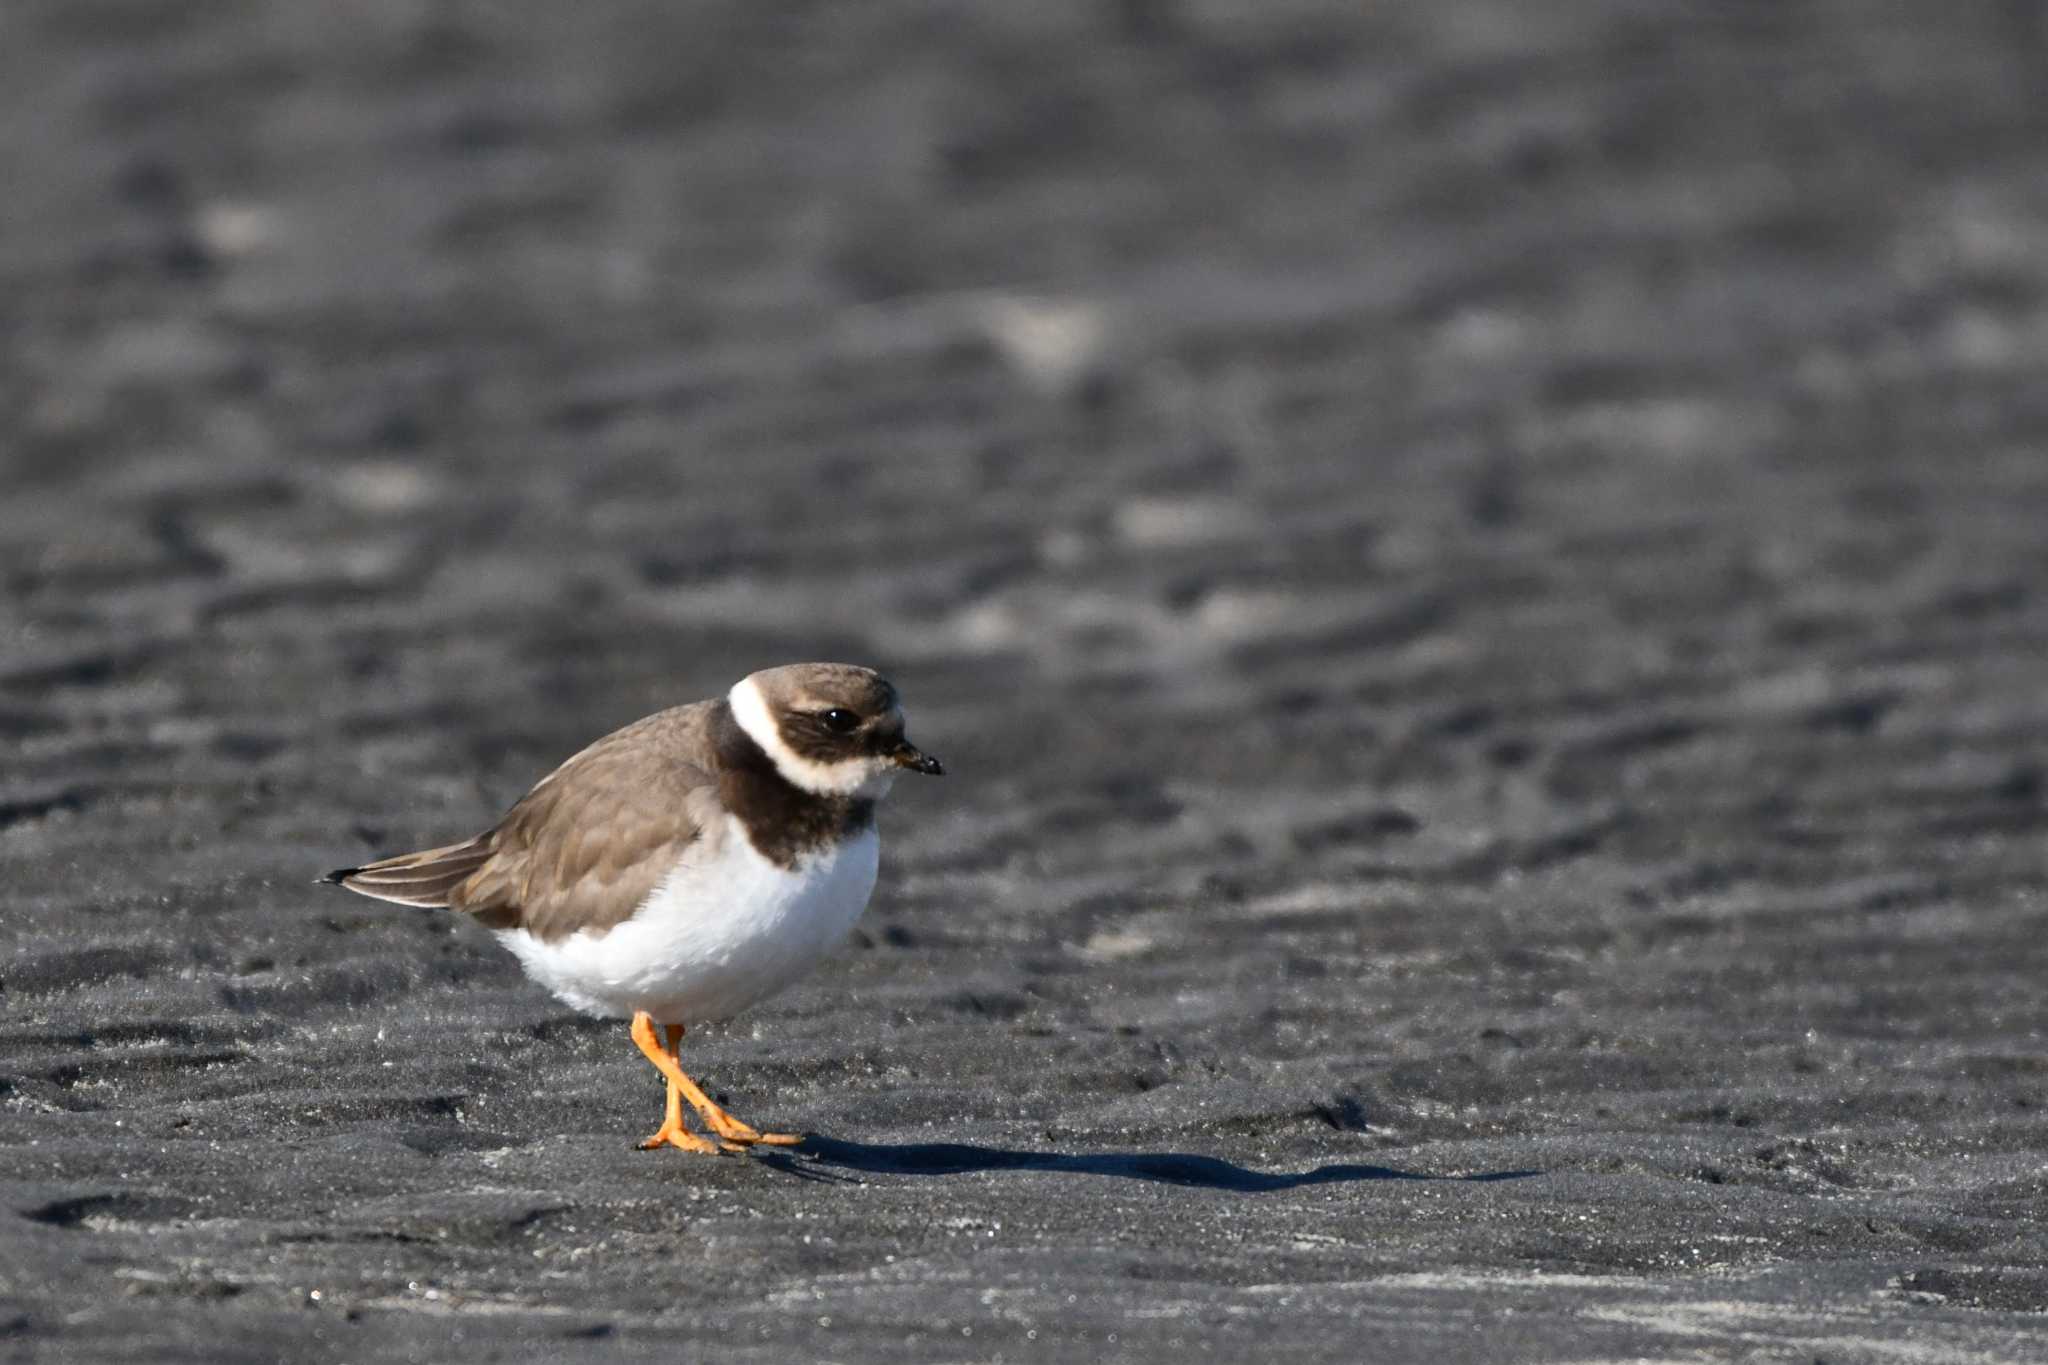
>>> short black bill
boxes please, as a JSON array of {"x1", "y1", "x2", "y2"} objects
[{"x1": 890, "y1": 741, "x2": 944, "y2": 776}]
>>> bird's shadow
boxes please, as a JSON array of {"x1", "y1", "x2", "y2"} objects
[{"x1": 755, "y1": 1134, "x2": 1539, "y2": 1190}]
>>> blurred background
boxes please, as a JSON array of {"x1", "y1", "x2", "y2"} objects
[
  {"x1": 6, "y1": 2, "x2": 2048, "y2": 1358},
  {"x1": 9, "y1": 2, "x2": 2046, "y2": 873}
]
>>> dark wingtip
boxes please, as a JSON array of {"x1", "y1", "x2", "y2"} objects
[{"x1": 319, "y1": 867, "x2": 358, "y2": 886}]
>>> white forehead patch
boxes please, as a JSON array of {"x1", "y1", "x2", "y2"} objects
[{"x1": 728, "y1": 675, "x2": 899, "y2": 799}]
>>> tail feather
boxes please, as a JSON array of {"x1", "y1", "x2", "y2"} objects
[{"x1": 325, "y1": 838, "x2": 493, "y2": 908}]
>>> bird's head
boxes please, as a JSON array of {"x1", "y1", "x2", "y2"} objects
[{"x1": 728, "y1": 662, "x2": 944, "y2": 798}]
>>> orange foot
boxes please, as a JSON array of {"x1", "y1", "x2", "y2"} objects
[
  {"x1": 638, "y1": 1116, "x2": 720, "y2": 1154},
  {"x1": 629, "y1": 1012, "x2": 804, "y2": 1152},
  {"x1": 634, "y1": 1039, "x2": 720, "y2": 1153},
  {"x1": 681, "y1": 1080, "x2": 803, "y2": 1149}
]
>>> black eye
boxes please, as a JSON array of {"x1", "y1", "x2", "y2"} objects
[{"x1": 820, "y1": 708, "x2": 860, "y2": 734}]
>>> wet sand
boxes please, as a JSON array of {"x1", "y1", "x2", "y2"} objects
[{"x1": 4, "y1": 3, "x2": 2048, "y2": 1360}]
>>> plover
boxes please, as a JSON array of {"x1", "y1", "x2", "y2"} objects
[{"x1": 324, "y1": 662, "x2": 943, "y2": 1153}]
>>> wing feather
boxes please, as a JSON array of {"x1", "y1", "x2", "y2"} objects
[
  {"x1": 325, "y1": 701, "x2": 726, "y2": 940},
  {"x1": 324, "y1": 838, "x2": 493, "y2": 907}
]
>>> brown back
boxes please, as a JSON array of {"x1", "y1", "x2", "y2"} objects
[{"x1": 330, "y1": 702, "x2": 730, "y2": 941}]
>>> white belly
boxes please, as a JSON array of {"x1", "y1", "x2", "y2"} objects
[{"x1": 494, "y1": 818, "x2": 880, "y2": 1025}]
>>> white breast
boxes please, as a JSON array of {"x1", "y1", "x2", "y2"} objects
[{"x1": 494, "y1": 817, "x2": 880, "y2": 1025}]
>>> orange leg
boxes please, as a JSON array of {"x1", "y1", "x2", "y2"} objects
[
  {"x1": 672, "y1": 1066, "x2": 803, "y2": 1148},
  {"x1": 628, "y1": 1012, "x2": 802, "y2": 1150},
  {"x1": 630, "y1": 1014, "x2": 718, "y2": 1153}
]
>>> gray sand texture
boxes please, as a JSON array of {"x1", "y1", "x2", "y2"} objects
[{"x1": 5, "y1": 3, "x2": 2048, "y2": 1361}]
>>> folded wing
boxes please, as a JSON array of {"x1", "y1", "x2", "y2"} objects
[
  {"x1": 325, "y1": 838, "x2": 493, "y2": 907},
  {"x1": 326, "y1": 702, "x2": 724, "y2": 942}
]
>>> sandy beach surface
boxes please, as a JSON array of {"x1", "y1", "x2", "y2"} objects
[{"x1": 5, "y1": 3, "x2": 2048, "y2": 1360}]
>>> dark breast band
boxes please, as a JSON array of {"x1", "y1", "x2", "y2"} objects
[{"x1": 711, "y1": 700, "x2": 875, "y2": 868}]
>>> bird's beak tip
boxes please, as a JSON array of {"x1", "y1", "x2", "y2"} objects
[{"x1": 891, "y1": 743, "x2": 945, "y2": 776}]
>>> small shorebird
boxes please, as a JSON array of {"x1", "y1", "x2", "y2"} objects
[{"x1": 324, "y1": 662, "x2": 943, "y2": 1153}]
